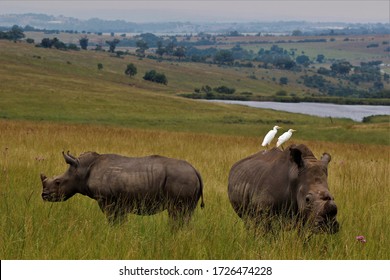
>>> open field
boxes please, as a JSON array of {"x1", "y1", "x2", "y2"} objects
[
  {"x1": 0, "y1": 37, "x2": 389, "y2": 260},
  {"x1": 0, "y1": 120, "x2": 389, "y2": 259}
]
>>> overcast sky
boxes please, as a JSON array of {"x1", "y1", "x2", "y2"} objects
[{"x1": 1, "y1": 0, "x2": 389, "y2": 23}]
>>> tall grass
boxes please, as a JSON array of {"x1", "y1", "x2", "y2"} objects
[{"x1": 1, "y1": 120, "x2": 389, "y2": 259}]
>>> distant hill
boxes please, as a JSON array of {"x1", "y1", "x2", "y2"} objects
[{"x1": 1, "y1": 13, "x2": 389, "y2": 34}]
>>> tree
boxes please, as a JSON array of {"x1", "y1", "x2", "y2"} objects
[
  {"x1": 214, "y1": 50, "x2": 234, "y2": 65},
  {"x1": 330, "y1": 61, "x2": 352, "y2": 75},
  {"x1": 156, "y1": 41, "x2": 165, "y2": 57},
  {"x1": 125, "y1": 63, "x2": 137, "y2": 77},
  {"x1": 173, "y1": 46, "x2": 186, "y2": 60},
  {"x1": 79, "y1": 37, "x2": 89, "y2": 50},
  {"x1": 0, "y1": 25, "x2": 25, "y2": 41},
  {"x1": 292, "y1": 29, "x2": 303, "y2": 36},
  {"x1": 40, "y1": 38, "x2": 53, "y2": 48},
  {"x1": 296, "y1": 55, "x2": 310, "y2": 65},
  {"x1": 106, "y1": 39, "x2": 120, "y2": 53},
  {"x1": 316, "y1": 54, "x2": 325, "y2": 63},
  {"x1": 136, "y1": 40, "x2": 149, "y2": 56},
  {"x1": 165, "y1": 41, "x2": 176, "y2": 55}
]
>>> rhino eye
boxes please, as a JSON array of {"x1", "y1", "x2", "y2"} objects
[
  {"x1": 305, "y1": 194, "x2": 312, "y2": 204},
  {"x1": 54, "y1": 179, "x2": 61, "y2": 186}
]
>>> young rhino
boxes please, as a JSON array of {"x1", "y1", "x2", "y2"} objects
[
  {"x1": 228, "y1": 144, "x2": 339, "y2": 234},
  {"x1": 41, "y1": 151, "x2": 204, "y2": 226}
]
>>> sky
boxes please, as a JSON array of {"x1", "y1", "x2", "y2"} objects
[{"x1": 1, "y1": 0, "x2": 389, "y2": 23}]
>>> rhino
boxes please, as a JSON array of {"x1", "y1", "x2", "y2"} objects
[
  {"x1": 41, "y1": 151, "x2": 204, "y2": 226},
  {"x1": 228, "y1": 144, "x2": 339, "y2": 234}
]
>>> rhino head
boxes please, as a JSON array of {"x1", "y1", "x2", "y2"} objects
[
  {"x1": 290, "y1": 146, "x2": 339, "y2": 234},
  {"x1": 41, "y1": 151, "x2": 82, "y2": 202}
]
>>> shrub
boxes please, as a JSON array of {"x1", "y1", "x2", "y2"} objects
[
  {"x1": 275, "y1": 90, "x2": 287, "y2": 96},
  {"x1": 213, "y1": 85, "x2": 236, "y2": 94},
  {"x1": 125, "y1": 63, "x2": 137, "y2": 77},
  {"x1": 143, "y1": 70, "x2": 167, "y2": 85},
  {"x1": 279, "y1": 77, "x2": 288, "y2": 85}
]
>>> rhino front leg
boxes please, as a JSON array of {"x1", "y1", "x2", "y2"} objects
[{"x1": 97, "y1": 198, "x2": 127, "y2": 225}]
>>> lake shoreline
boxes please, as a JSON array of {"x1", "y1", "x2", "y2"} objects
[
  {"x1": 206, "y1": 100, "x2": 390, "y2": 122},
  {"x1": 180, "y1": 94, "x2": 390, "y2": 106}
]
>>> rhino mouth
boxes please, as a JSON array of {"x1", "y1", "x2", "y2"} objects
[
  {"x1": 41, "y1": 192, "x2": 65, "y2": 202},
  {"x1": 42, "y1": 192, "x2": 55, "y2": 201},
  {"x1": 313, "y1": 218, "x2": 340, "y2": 234}
]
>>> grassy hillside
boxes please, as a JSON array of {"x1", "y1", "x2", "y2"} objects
[{"x1": 0, "y1": 40, "x2": 389, "y2": 145}]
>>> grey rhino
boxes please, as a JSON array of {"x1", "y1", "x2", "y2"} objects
[
  {"x1": 228, "y1": 144, "x2": 339, "y2": 234},
  {"x1": 41, "y1": 151, "x2": 204, "y2": 226}
]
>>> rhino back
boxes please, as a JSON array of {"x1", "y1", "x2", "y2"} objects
[
  {"x1": 228, "y1": 149, "x2": 292, "y2": 214},
  {"x1": 86, "y1": 155, "x2": 166, "y2": 197},
  {"x1": 86, "y1": 154, "x2": 201, "y2": 199}
]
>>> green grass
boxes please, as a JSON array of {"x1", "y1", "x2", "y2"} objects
[{"x1": 1, "y1": 41, "x2": 389, "y2": 145}]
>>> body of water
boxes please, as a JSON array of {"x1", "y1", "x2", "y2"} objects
[{"x1": 208, "y1": 100, "x2": 390, "y2": 122}]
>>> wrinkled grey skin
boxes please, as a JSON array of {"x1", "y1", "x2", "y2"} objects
[
  {"x1": 228, "y1": 144, "x2": 339, "y2": 234},
  {"x1": 41, "y1": 151, "x2": 204, "y2": 225}
]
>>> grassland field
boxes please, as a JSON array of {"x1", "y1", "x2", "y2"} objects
[{"x1": 0, "y1": 38, "x2": 389, "y2": 259}]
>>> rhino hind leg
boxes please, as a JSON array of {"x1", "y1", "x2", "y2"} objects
[{"x1": 167, "y1": 199, "x2": 197, "y2": 229}]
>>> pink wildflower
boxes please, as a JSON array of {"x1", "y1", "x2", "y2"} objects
[{"x1": 356, "y1": 235, "x2": 367, "y2": 243}]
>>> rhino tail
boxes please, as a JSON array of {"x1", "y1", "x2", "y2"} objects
[{"x1": 195, "y1": 169, "x2": 205, "y2": 209}]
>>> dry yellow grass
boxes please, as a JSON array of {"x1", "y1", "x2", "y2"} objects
[{"x1": 1, "y1": 120, "x2": 389, "y2": 259}]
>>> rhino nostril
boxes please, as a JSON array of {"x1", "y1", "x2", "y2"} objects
[
  {"x1": 322, "y1": 193, "x2": 332, "y2": 201},
  {"x1": 326, "y1": 202, "x2": 338, "y2": 217}
]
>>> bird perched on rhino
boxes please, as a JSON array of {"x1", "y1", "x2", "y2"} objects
[
  {"x1": 261, "y1": 125, "x2": 281, "y2": 149},
  {"x1": 276, "y1": 129, "x2": 296, "y2": 150}
]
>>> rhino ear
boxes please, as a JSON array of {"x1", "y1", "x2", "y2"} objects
[
  {"x1": 321, "y1": 153, "x2": 331, "y2": 165},
  {"x1": 62, "y1": 151, "x2": 79, "y2": 167},
  {"x1": 289, "y1": 147, "x2": 304, "y2": 168}
]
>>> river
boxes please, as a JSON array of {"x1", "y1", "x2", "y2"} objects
[{"x1": 208, "y1": 100, "x2": 390, "y2": 122}]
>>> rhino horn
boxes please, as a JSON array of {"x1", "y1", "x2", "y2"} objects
[{"x1": 62, "y1": 151, "x2": 79, "y2": 167}]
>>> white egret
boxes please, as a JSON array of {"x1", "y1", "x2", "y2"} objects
[
  {"x1": 261, "y1": 126, "x2": 281, "y2": 149},
  {"x1": 276, "y1": 129, "x2": 296, "y2": 150}
]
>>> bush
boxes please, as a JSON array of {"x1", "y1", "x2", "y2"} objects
[
  {"x1": 275, "y1": 90, "x2": 287, "y2": 96},
  {"x1": 125, "y1": 63, "x2": 137, "y2": 77},
  {"x1": 143, "y1": 70, "x2": 167, "y2": 85},
  {"x1": 279, "y1": 77, "x2": 288, "y2": 85},
  {"x1": 213, "y1": 85, "x2": 236, "y2": 94}
]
